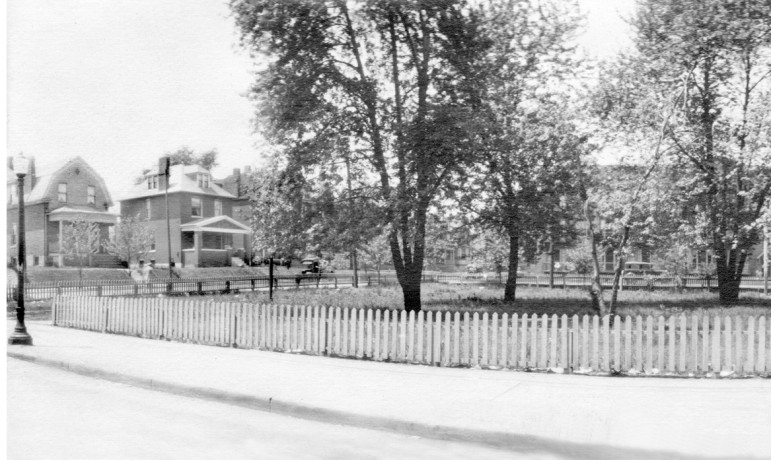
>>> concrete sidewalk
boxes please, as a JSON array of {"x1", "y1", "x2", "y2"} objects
[{"x1": 7, "y1": 321, "x2": 771, "y2": 460}]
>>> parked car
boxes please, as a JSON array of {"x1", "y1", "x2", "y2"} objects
[
  {"x1": 295, "y1": 257, "x2": 334, "y2": 284},
  {"x1": 623, "y1": 262, "x2": 662, "y2": 276}
]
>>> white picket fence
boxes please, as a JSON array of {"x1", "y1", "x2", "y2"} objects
[{"x1": 52, "y1": 296, "x2": 771, "y2": 377}]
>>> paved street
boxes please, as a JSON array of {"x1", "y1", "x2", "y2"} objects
[
  {"x1": 8, "y1": 359, "x2": 557, "y2": 460},
  {"x1": 7, "y1": 322, "x2": 771, "y2": 459}
]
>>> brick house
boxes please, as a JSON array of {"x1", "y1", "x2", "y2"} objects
[
  {"x1": 6, "y1": 156, "x2": 118, "y2": 267},
  {"x1": 118, "y1": 164, "x2": 252, "y2": 268}
]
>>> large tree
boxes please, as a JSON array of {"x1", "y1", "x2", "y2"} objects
[
  {"x1": 468, "y1": 0, "x2": 589, "y2": 302},
  {"x1": 232, "y1": 0, "x2": 490, "y2": 311},
  {"x1": 600, "y1": 0, "x2": 771, "y2": 301},
  {"x1": 243, "y1": 158, "x2": 318, "y2": 258}
]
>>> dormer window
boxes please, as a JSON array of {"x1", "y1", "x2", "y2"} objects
[
  {"x1": 197, "y1": 173, "x2": 209, "y2": 189},
  {"x1": 147, "y1": 175, "x2": 159, "y2": 190}
]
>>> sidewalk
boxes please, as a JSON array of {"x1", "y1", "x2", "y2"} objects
[{"x1": 7, "y1": 321, "x2": 771, "y2": 460}]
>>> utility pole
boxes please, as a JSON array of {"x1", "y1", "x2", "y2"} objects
[
  {"x1": 764, "y1": 223, "x2": 768, "y2": 296},
  {"x1": 160, "y1": 156, "x2": 173, "y2": 279}
]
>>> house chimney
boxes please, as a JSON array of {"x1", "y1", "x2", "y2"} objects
[{"x1": 28, "y1": 156, "x2": 36, "y2": 189}]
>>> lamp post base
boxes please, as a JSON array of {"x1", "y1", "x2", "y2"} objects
[{"x1": 8, "y1": 326, "x2": 33, "y2": 346}]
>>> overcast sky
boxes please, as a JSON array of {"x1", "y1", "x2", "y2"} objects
[{"x1": 6, "y1": 0, "x2": 635, "y2": 204}]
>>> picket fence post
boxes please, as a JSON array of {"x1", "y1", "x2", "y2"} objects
[
  {"x1": 49, "y1": 296, "x2": 771, "y2": 378},
  {"x1": 432, "y1": 311, "x2": 441, "y2": 366},
  {"x1": 500, "y1": 313, "x2": 509, "y2": 368},
  {"x1": 712, "y1": 316, "x2": 721, "y2": 372},
  {"x1": 757, "y1": 317, "x2": 767, "y2": 373}
]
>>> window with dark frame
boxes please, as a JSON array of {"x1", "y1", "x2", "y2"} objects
[{"x1": 191, "y1": 197, "x2": 202, "y2": 217}]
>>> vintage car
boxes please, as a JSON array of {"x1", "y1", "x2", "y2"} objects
[
  {"x1": 623, "y1": 261, "x2": 662, "y2": 275},
  {"x1": 295, "y1": 257, "x2": 334, "y2": 284}
]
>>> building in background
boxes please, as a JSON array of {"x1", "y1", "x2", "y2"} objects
[
  {"x1": 6, "y1": 156, "x2": 118, "y2": 267},
  {"x1": 119, "y1": 163, "x2": 252, "y2": 268}
]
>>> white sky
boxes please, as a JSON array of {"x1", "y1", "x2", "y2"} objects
[{"x1": 5, "y1": 0, "x2": 636, "y2": 204}]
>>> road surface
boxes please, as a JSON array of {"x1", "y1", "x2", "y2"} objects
[{"x1": 8, "y1": 359, "x2": 562, "y2": 460}]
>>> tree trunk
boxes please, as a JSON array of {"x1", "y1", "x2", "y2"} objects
[
  {"x1": 609, "y1": 226, "x2": 631, "y2": 316},
  {"x1": 584, "y1": 200, "x2": 607, "y2": 315},
  {"x1": 401, "y1": 272, "x2": 422, "y2": 312},
  {"x1": 351, "y1": 249, "x2": 359, "y2": 288},
  {"x1": 716, "y1": 248, "x2": 747, "y2": 301},
  {"x1": 504, "y1": 234, "x2": 520, "y2": 302},
  {"x1": 389, "y1": 202, "x2": 429, "y2": 312},
  {"x1": 609, "y1": 255, "x2": 625, "y2": 316},
  {"x1": 548, "y1": 238, "x2": 555, "y2": 289}
]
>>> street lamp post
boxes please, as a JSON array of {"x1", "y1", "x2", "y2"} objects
[{"x1": 9, "y1": 154, "x2": 33, "y2": 345}]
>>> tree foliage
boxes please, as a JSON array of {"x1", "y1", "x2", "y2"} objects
[
  {"x1": 232, "y1": 0, "x2": 491, "y2": 311},
  {"x1": 467, "y1": 0, "x2": 589, "y2": 301},
  {"x1": 597, "y1": 0, "x2": 771, "y2": 301},
  {"x1": 60, "y1": 218, "x2": 101, "y2": 279},
  {"x1": 104, "y1": 215, "x2": 155, "y2": 269},
  {"x1": 135, "y1": 147, "x2": 219, "y2": 183}
]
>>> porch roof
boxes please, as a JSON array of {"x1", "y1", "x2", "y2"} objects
[
  {"x1": 48, "y1": 205, "x2": 117, "y2": 224},
  {"x1": 179, "y1": 215, "x2": 252, "y2": 235}
]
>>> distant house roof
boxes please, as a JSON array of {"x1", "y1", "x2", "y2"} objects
[
  {"x1": 119, "y1": 164, "x2": 236, "y2": 201},
  {"x1": 9, "y1": 156, "x2": 114, "y2": 207},
  {"x1": 179, "y1": 215, "x2": 252, "y2": 234}
]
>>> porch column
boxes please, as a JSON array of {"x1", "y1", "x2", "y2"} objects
[
  {"x1": 194, "y1": 230, "x2": 202, "y2": 268},
  {"x1": 58, "y1": 220, "x2": 65, "y2": 267}
]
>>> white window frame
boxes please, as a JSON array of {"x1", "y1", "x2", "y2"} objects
[
  {"x1": 214, "y1": 199, "x2": 222, "y2": 216},
  {"x1": 146, "y1": 198, "x2": 152, "y2": 219},
  {"x1": 191, "y1": 197, "x2": 202, "y2": 218},
  {"x1": 197, "y1": 174, "x2": 210, "y2": 189},
  {"x1": 58, "y1": 183, "x2": 67, "y2": 202},
  {"x1": 87, "y1": 185, "x2": 96, "y2": 205}
]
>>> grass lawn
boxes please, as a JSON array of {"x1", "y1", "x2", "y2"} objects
[
  {"x1": 17, "y1": 267, "x2": 132, "y2": 283},
  {"x1": 165, "y1": 266, "x2": 269, "y2": 279},
  {"x1": 238, "y1": 283, "x2": 771, "y2": 319},
  {"x1": 13, "y1": 282, "x2": 770, "y2": 322}
]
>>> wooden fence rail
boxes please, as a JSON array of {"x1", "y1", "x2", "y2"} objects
[
  {"x1": 9, "y1": 273, "x2": 770, "y2": 302},
  {"x1": 52, "y1": 296, "x2": 771, "y2": 377}
]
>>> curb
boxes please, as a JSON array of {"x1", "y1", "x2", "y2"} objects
[{"x1": 7, "y1": 351, "x2": 730, "y2": 460}]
